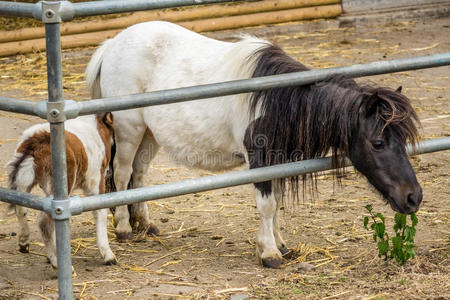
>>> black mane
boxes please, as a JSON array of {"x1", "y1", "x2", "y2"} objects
[{"x1": 244, "y1": 44, "x2": 419, "y2": 197}]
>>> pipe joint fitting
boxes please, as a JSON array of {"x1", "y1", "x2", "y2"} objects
[{"x1": 33, "y1": 1, "x2": 75, "y2": 23}]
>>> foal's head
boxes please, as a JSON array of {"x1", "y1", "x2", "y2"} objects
[{"x1": 349, "y1": 87, "x2": 422, "y2": 214}]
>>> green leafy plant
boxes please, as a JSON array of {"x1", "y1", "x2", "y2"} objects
[{"x1": 363, "y1": 204, "x2": 418, "y2": 264}]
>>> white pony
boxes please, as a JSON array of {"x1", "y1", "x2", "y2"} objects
[
  {"x1": 86, "y1": 21, "x2": 422, "y2": 268},
  {"x1": 6, "y1": 114, "x2": 116, "y2": 268}
]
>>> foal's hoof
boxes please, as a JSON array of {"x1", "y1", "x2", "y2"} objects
[
  {"x1": 19, "y1": 244, "x2": 30, "y2": 253},
  {"x1": 105, "y1": 258, "x2": 117, "y2": 266},
  {"x1": 262, "y1": 257, "x2": 283, "y2": 269},
  {"x1": 146, "y1": 225, "x2": 160, "y2": 236},
  {"x1": 116, "y1": 231, "x2": 133, "y2": 242}
]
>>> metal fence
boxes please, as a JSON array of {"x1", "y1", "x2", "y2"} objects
[{"x1": 0, "y1": 1, "x2": 449, "y2": 299}]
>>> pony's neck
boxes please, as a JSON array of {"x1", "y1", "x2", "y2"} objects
[{"x1": 247, "y1": 44, "x2": 363, "y2": 167}]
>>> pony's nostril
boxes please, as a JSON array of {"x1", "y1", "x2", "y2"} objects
[{"x1": 407, "y1": 193, "x2": 418, "y2": 207}]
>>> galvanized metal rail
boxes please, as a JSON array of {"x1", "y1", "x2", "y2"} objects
[
  {"x1": 1, "y1": 52, "x2": 450, "y2": 118},
  {"x1": 0, "y1": 1, "x2": 449, "y2": 299},
  {"x1": 1, "y1": 136, "x2": 449, "y2": 215},
  {"x1": 0, "y1": 0, "x2": 237, "y2": 20}
]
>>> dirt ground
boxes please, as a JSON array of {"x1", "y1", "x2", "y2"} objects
[{"x1": 0, "y1": 16, "x2": 449, "y2": 300}]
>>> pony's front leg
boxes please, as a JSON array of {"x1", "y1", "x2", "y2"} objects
[
  {"x1": 254, "y1": 187, "x2": 283, "y2": 268},
  {"x1": 93, "y1": 208, "x2": 116, "y2": 265},
  {"x1": 271, "y1": 183, "x2": 289, "y2": 256},
  {"x1": 15, "y1": 205, "x2": 31, "y2": 253},
  {"x1": 273, "y1": 198, "x2": 289, "y2": 256}
]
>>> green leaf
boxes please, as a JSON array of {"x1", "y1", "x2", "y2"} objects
[
  {"x1": 374, "y1": 223, "x2": 386, "y2": 239},
  {"x1": 394, "y1": 213, "x2": 406, "y2": 229},
  {"x1": 365, "y1": 204, "x2": 373, "y2": 213},
  {"x1": 391, "y1": 236, "x2": 407, "y2": 264},
  {"x1": 376, "y1": 212, "x2": 385, "y2": 223},
  {"x1": 394, "y1": 213, "x2": 403, "y2": 226},
  {"x1": 411, "y1": 213, "x2": 418, "y2": 227},
  {"x1": 405, "y1": 227, "x2": 416, "y2": 242},
  {"x1": 364, "y1": 216, "x2": 369, "y2": 230},
  {"x1": 392, "y1": 236, "x2": 403, "y2": 251},
  {"x1": 407, "y1": 249, "x2": 415, "y2": 259},
  {"x1": 377, "y1": 240, "x2": 389, "y2": 257},
  {"x1": 405, "y1": 241, "x2": 415, "y2": 248},
  {"x1": 397, "y1": 250, "x2": 407, "y2": 264}
]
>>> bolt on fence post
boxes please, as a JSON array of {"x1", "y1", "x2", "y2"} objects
[{"x1": 42, "y1": 1, "x2": 73, "y2": 299}]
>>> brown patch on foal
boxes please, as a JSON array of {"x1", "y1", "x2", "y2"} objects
[
  {"x1": 95, "y1": 113, "x2": 115, "y2": 191},
  {"x1": 16, "y1": 130, "x2": 88, "y2": 194},
  {"x1": 65, "y1": 132, "x2": 88, "y2": 193}
]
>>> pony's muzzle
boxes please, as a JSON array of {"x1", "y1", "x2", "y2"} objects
[
  {"x1": 405, "y1": 187, "x2": 422, "y2": 214},
  {"x1": 391, "y1": 185, "x2": 422, "y2": 214}
]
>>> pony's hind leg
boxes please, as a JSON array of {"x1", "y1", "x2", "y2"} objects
[
  {"x1": 254, "y1": 186, "x2": 283, "y2": 268},
  {"x1": 15, "y1": 205, "x2": 31, "y2": 253},
  {"x1": 129, "y1": 130, "x2": 160, "y2": 236},
  {"x1": 112, "y1": 111, "x2": 147, "y2": 241}
]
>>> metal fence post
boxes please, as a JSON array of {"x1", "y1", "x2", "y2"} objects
[{"x1": 42, "y1": 1, "x2": 73, "y2": 299}]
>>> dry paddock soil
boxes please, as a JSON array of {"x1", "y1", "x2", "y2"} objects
[{"x1": 0, "y1": 17, "x2": 449, "y2": 300}]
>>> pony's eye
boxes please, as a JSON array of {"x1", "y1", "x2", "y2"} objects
[{"x1": 372, "y1": 140, "x2": 385, "y2": 150}]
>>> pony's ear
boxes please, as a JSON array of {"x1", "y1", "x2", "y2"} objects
[
  {"x1": 361, "y1": 92, "x2": 379, "y2": 117},
  {"x1": 395, "y1": 86, "x2": 402, "y2": 93}
]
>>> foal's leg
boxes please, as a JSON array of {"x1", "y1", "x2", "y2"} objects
[
  {"x1": 112, "y1": 111, "x2": 147, "y2": 241},
  {"x1": 254, "y1": 187, "x2": 283, "y2": 268},
  {"x1": 38, "y1": 211, "x2": 57, "y2": 268},
  {"x1": 39, "y1": 211, "x2": 75, "y2": 272},
  {"x1": 93, "y1": 208, "x2": 116, "y2": 264},
  {"x1": 15, "y1": 205, "x2": 31, "y2": 253},
  {"x1": 87, "y1": 178, "x2": 116, "y2": 265},
  {"x1": 13, "y1": 180, "x2": 33, "y2": 254},
  {"x1": 129, "y1": 130, "x2": 160, "y2": 235}
]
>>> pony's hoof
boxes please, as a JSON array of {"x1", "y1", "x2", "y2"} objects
[
  {"x1": 48, "y1": 261, "x2": 75, "y2": 274},
  {"x1": 262, "y1": 257, "x2": 283, "y2": 269},
  {"x1": 19, "y1": 244, "x2": 30, "y2": 253},
  {"x1": 279, "y1": 245, "x2": 290, "y2": 257},
  {"x1": 105, "y1": 258, "x2": 117, "y2": 265},
  {"x1": 49, "y1": 261, "x2": 58, "y2": 270},
  {"x1": 146, "y1": 225, "x2": 160, "y2": 236},
  {"x1": 116, "y1": 231, "x2": 133, "y2": 242}
]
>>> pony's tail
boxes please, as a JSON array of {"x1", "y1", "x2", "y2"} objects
[
  {"x1": 5, "y1": 151, "x2": 36, "y2": 210},
  {"x1": 86, "y1": 39, "x2": 113, "y2": 99}
]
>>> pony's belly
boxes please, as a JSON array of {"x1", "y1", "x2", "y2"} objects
[
  {"x1": 144, "y1": 101, "x2": 246, "y2": 171},
  {"x1": 166, "y1": 145, "x2": 246, "y2": 171}
]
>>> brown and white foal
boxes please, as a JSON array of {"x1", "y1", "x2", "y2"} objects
[{"x1": 6, "y1": 113, "x2": 116, "y2": 268}]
